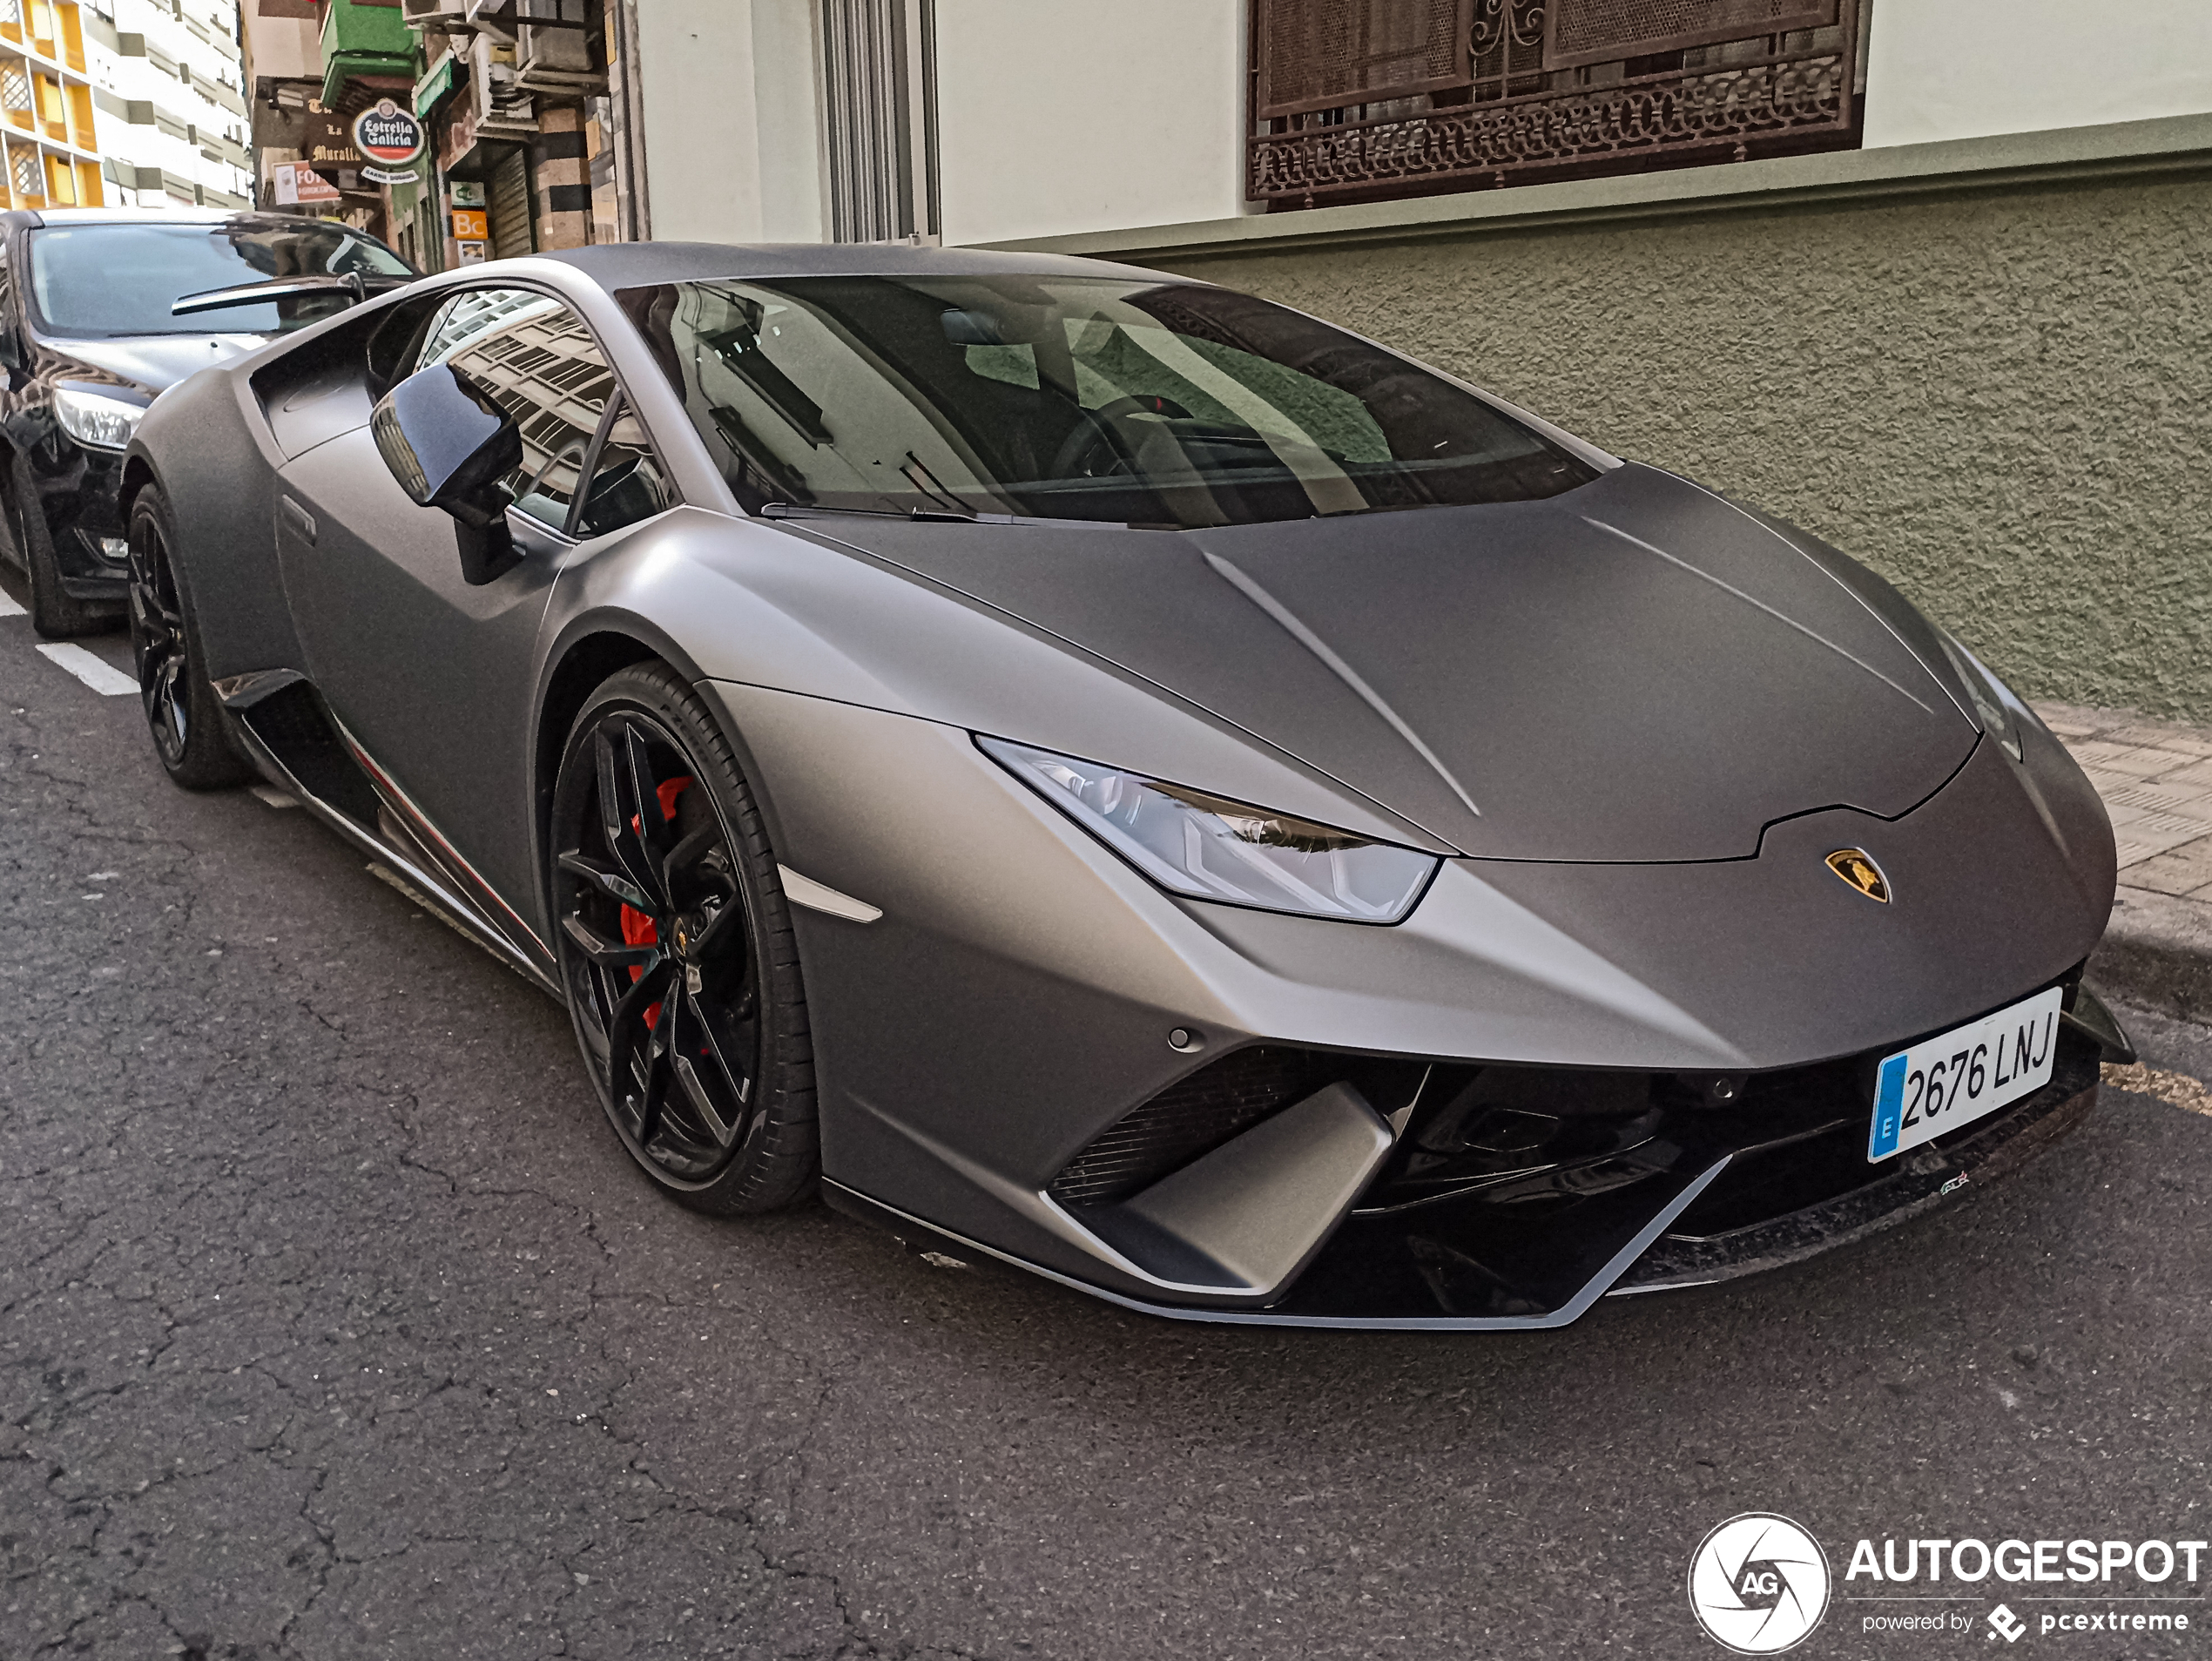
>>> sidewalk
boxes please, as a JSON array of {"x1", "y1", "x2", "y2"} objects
[{"x1": 2037, "y1": 704, "x2": 2212, "y2": 1024}]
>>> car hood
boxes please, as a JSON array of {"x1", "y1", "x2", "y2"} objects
[
  {"x1": 38, "y1": 332, "x2": 263, "y2": 396},
  {"x1": 801, "y1": 463, "x2": 1979, "y2": 861}
]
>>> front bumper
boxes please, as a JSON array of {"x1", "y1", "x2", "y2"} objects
[
  {"x1": 828, "y1": 1009, "x2": 2107, "y2": 1329},
  {"x1": 27, "y1": 436, "x2": 131, "y2": 599},
  {"x1": 707, "y1": 679, "x2": 2118, "y2": 1329}
]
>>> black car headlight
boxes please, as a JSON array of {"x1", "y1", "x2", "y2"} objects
[
  {"x1": 54, "y1": 386, "x2": 147, "y2": 452},
  {"x1": 981, "y1": 737, "x2": 1439, "y2": 922},
  {"x1": 1936, "y1": 631, "x2": 2027, "y2": 762}
]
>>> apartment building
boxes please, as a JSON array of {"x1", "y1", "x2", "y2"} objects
[
  {"x1": 0, "y1": 0, "x2": 105, "y2": 209},
  {"x1": 83, "y1": 0, "x2": 251, "y2": 208}
]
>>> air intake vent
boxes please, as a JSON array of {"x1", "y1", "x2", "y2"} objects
[{"x1": 1047, "y1": 1046, "x2": 1332, "y2": 1209}]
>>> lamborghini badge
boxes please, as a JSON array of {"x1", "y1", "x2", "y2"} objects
[{"x1": 1824, "y1": 848, "x2": 1891, "y2": 903}]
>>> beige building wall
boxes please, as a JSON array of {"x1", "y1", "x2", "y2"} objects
[
  {"x1": 1863, "y1": 0, "x2": 2212, "y2": 149},
  {"x1": 632, "y1": 0, "x2": 822, "y2": 243},
  {"x1": 933, "y1": 0, "x2": 1250, "y2": 246}
]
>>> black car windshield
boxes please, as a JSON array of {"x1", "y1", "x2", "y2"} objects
[
  {"x1": 27, "y1": 221, "x2": 413, "y2": 338},
  {"x1": 620, "y1": 275, "x2": 1599, "y2": 527}
]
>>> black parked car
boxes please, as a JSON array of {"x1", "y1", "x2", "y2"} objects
[{"x1": 0, "y1": 207, "x2": 414, "y2": 635}]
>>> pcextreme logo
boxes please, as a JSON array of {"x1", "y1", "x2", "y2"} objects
[{"x1": 1688, "y1": 1514, "x2": 1832, "y2": 1654}]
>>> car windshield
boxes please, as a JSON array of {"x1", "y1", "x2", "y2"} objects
[
  {"x1": 27, "y1": 221, "x2": 414, "y2": 338},
  {"x1": 619, "y1": 275, "x2": 1599, "y2": 527}
]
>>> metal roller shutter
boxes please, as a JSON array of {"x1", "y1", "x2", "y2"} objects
[{"x1": 487, "y1": 147, "x2": 535, "y2": 259}]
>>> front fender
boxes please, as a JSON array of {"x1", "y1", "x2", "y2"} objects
[{"x1": 129, "y1": 367, "x2": 301, "y2": 681}]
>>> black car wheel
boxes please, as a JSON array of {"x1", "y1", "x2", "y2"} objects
[
  {"x1": 10, "y1": 451, "x2": 106, "y2": 639},
  {"x1": 550, "y1": 664, "x2": 818, "y2": 1213},
  {"x1": 127, "y1": 484, "x2": 248, "y2": 789}
]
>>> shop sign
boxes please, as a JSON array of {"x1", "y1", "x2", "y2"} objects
[
  {"x1": 450, "y1": 207, "x2": 488, "y2": 240},
  {"x1": 352, "y1": 98, "x2": 425, "y2": 166},
  {"x1": 450, "y1": 180, "x2": 486, "y2": 208},
  {"x1": 456, "y1": 241, "x2": 489, "y2": 266},
  {"x1": 271, "y1": 160, "x2": 341, "y2": 206},
  {"x1": 305, "y1": 110, "x2": 362, "y2": 171}
]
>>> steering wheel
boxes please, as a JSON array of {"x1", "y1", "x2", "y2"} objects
[{"x1": 1047, "y1": 395, "x2": 1190, "y2": 480}]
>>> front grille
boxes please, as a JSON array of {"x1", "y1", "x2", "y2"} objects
[{"x1": 1047, "y1": 1046, "x2": 1332, "y2": 1209}]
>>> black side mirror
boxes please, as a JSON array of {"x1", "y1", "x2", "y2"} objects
[{"x1": 370, "y1": 363, "x2": 523, "y2": 584}]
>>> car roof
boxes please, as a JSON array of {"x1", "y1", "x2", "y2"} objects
[
  {"x1": 3, "y1": 206, "x2": 400, "y2": 240},
  {"x1": 539, "y1": 240, "x2": 1184, "y2": 291}
]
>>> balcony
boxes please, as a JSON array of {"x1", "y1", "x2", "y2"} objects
[
  {"x1": 319, "y1": 0, "x2": 416, "y2": 106},
  {"x1": 1249, "y1": 0, "x2": 1865, "y2": 208},
  {"x1": 0, "y1": 0, "x2": 85, "y2": 74}
]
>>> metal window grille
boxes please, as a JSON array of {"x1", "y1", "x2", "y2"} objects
[
  {"x1": 820, "y1": 0, "x2": 938, "y2": 243},
  {"x1": 0, "y1": 0, "x2": 19, "y2": 24},
  {"x1": 0, "y1": 71, "x2": 30, "y2": 111},
  {"x1": 1250, "y1": 0, "x2": 1864, "y2": 206},
  {"x1": 11, "y1": 148, "x2": 40, "y2": 197},
  {"x1": 1258, "y1": 0, "x2": 1471, "y2": 118}
]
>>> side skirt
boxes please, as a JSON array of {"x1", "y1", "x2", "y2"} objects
[{"x1": 219, "y1": 672, "x2": 562, "y2": 1000}]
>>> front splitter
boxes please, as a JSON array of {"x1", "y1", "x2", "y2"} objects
[{"x1": 1610, "y1": 1055, "x2": 2101, "y2": 1295}]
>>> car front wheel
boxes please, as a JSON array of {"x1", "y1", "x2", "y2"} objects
[
  {"x1": 127, "y1": 484, "x2": 248, "y2": 790},
  {"x1": 549, "y1": 663, "x2": 819, "y2": 1213}
]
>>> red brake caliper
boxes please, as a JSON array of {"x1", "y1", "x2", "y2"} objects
[{"x1": 619, "y1": 777, "x2": 694, "y2": 1030}]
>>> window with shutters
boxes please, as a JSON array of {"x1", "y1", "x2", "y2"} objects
[{"x1": 1249, "y1": 0, "x2": 1866, "y2": 208}]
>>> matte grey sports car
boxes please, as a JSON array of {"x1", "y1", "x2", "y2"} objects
[{"x1": 121, "y1": 242, "x2": 2129, "y2": 1328}]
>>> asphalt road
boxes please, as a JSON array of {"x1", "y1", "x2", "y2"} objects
[{"x1": 3, "y1": 574, "x2": 2209, "y2": 1661}]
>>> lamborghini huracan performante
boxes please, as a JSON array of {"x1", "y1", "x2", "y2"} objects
[{"x1": 121, "y1": 244, "x2": 2129, "y2": 1329}]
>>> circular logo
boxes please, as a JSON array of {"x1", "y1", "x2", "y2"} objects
[
  {"x1": 351, "y1": 98, "x2": 424, "y2": 165},
  {"x1": 1687, "y1": 1514, "x2": 1831, "y2": 1654}
]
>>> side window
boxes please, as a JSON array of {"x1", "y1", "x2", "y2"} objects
[
  {"x1": 572, "y1": 394, "x2": 675, "y2": 538},
  {"x1": 410, "y1": 286, "x2": 617, "y2": 530}
]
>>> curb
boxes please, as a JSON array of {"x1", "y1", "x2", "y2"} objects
[{"x1": 2086, "y1": 885, "x2": 2212, "y2": 1026}]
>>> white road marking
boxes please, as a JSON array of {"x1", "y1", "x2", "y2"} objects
[
  {"x1": 0, "y1": 592, "x2": 24, "y2": 618},
  {"x1": 250, "y1": 785, "x2": 300, "y2": 810},
  {"x1": 35, "y1": 643, "x2": 138, "y2": 697}
]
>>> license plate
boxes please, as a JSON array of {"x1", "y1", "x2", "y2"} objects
[{"x1": 1867, "y1": 987, "x2": 2064, "y2": 1162}]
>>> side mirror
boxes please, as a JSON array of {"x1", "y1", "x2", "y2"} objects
[{"x1": 370, "y1": 363, "x2": 523, "y2": 584}]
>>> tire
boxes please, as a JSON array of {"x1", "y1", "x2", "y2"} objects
[
  {"x1": 549, "y1": 663, "x2": 818, "y2": 1213},
  {"x1": 126, "y1": 484, "x2": 249, "y2": 790},
  {"x1": 11, "y1": 451, "x2": 108, "y2": 639}
]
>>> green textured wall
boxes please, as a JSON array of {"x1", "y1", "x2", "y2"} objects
[{"x1": 1143, "y1": 175, "x2": 2212, "y2": 720}]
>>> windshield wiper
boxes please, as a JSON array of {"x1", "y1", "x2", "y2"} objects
[
  {"x1": 759, "y1": 501, "x2": 996, "y2": 524},
  {"x1": 171, "y1": 272, "x2": 413, "y2": 318}
]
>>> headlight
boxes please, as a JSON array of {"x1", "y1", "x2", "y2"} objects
[
  {"x1": 1936, "y1": 631, "x2": 2026, "y2": 762},
  {"x1": 981, "y1": 737, "x2": 1439, "y2": 922},
  {"x1": 54, "y1": 387, "x2": 147, "y2": 451}
]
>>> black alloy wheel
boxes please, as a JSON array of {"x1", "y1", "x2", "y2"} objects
[
  {"x1": 126, "y1": 484, "x2": 247, "y2": 789},
  {"x1": 550, "y1": 664, "x2": 817, "y2": 1213}
]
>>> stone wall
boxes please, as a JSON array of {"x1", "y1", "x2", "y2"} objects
[{"x1": 1139, "y1": 174, "x2": 2212, "y2": 720}]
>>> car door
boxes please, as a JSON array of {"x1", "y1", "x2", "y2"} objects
[{"x1": 274, "y1": 282, "x2": 670, "y2": 962}]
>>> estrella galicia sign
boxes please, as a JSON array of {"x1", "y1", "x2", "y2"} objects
[{"x1": 352, "y1": 98, "x2": 424, "y2": 166}]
